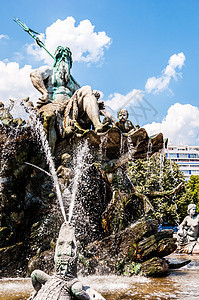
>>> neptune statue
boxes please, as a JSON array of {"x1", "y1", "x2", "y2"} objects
[
  {"x1": 29, "y1": 46, "x2": 108, "y2": 152},
  {"x1": 30, "y1": 46, "x2": 107, "y2": 131}
]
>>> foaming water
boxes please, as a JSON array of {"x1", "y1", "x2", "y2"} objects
[
  {"x1": 81, "y1": 274, "x2": 149, "y2": 293},
  {"x1": 22, "y1": 102, "x2": 67, "y2": 222},
  {"x1": 0, "y1": 278, "x2": 33, "y2": 300},
  {"x1": 2, "y1": 260, "x2": 199, "y2": 300}
]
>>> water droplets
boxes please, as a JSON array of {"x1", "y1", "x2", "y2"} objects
[
  {"x1": 68, "y1": 140, "x2": 90, "y2": 223},
  {"x1": 21, "y1": 101, "x2": 67, "y2": 222}
]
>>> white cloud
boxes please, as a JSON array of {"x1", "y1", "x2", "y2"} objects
[
  {"x1": 26, "y1": 17, "x2": 111, "y2": 65},
  {"x1": 0, "y1": 61, "x2": 40, "y2": 118},
  {"x1": 0, "y1": 17, "x2": 111, "y2": 119},
  {"x1": 145, "y1": 52, "x2": 185, "y2": 94},
  {"x1": 104, "y1": 89, "x2": 142, "y2": 112},
  {"x1": 0, "y1": 34, "x2": 9, "y2": 40},
  {"x1": 105, "y1": 53, "x2": 185, "y2": 113},
  {"x1": 144, "y1": 103, "x2": 199, "y2": 145}
]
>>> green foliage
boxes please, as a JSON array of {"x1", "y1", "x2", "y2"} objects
[
  {"x1": 187, "y1": 175, "x2": 199, "y2": 211},
  {"x1": 128, "y1": 153, "x2": 188, "y2": 225},
  {"x1": 123, "y1": 262, "x2": 142, "y2": 276}
]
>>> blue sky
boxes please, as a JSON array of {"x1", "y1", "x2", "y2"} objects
[{"x1": 0, "y1": 0, "x2": 199, "y2": 144}]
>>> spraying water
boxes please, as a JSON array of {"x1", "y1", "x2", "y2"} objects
[
  {"x1": 25, "y1": 162, "x2": 52, "y2": 177},
  {"x1": 0, "y1": 126, "x2": 22, "y2": 178},
  {"x1": 68, "y1": 140, "x2": 90, "y2": 223},
  {"x1": 120, "y1": 134, "x2": 124, "y2": 155},
  {"x1": 21, "y1": 101, "x2": 67, "y2": 222},
  {"x1": 127, "y1": 135, "x2": 136, "y2": 158},
  {"x1": 147, "y1": 139, "x2": 152, "y2": 168},
  {"x1": 159, "y1": 151, "x2": 164, "y2": 191},
  {"x1": 166, "y1": 148, "x2": 179, "y2": 184},
  {"x1": 165, "y1": 147, "x2": 181, "y2": 224},
  {"x1": 99, "y1": 134, "x2": 108, "y2": 160}
]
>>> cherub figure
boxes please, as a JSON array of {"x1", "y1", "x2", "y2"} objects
[
  {"x1": 115, "y1": 109, "x2": 135, "y2": 133},
  {"x1": 57, "y1": 153, "x2": 72, "y2": 189}
]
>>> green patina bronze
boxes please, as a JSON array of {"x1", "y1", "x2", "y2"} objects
[
  {"x1": 14, "y1": 17, "x2": 54, "y2": 59},
  {"x1": 28, "y1": 222, "x2": 105, "y2": 300},
  {"x1": 14, "y1": 17, "x2": 80, "y2": 89},
  {"x1": 52, "y1": 46, "x2": 80, "y2": 100}
]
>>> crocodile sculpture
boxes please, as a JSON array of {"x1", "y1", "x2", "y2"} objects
[{"x1": 28, "y1": 222, "x2": 105, "y2": 300}]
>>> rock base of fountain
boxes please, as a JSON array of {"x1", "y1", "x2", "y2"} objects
[
  {"x1": 177, "y1": 242, "x2": 199, "y2": 254},
  {"x1": 27, "y1": 220, "x2": 177, "y2": 278},
  {"x1": 0, "y1": 121, "x2": 176, "y2": 279},
  {"x1": 78, "y1": 219, "x2": 176, "y2": 277}
]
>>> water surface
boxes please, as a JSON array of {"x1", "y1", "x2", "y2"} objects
[{"x1": 1, "y1": 255, "x2": 199, "y2": 300}]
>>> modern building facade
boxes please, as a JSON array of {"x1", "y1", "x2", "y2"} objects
[{"x1": 165, "y1": 145, "x2": 199, "y2": 180}]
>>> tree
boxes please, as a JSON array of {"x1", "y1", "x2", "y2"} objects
[
  {"x1": 187, "y1": 175, "x2": 199, "y2": 211},
  {"x1": 127, "y1": 153, "x2": 188, "y2": 225}
]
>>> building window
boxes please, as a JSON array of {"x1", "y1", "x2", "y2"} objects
[
  {"x1": 178, "y1": 154, "x2": 188, "y2": 158},
  {"x1": 190, "y1": 154, "x2": 199, "y2": 158},
  {"x1": 191, "y1": 170, "x2": 199, "y2": 175},
  {"x1": 182, "y1": 170, "x2": 189, "y2": 174},
  {"x1": 168, "y1": 153, "x2": 177, "y2": 158}
]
